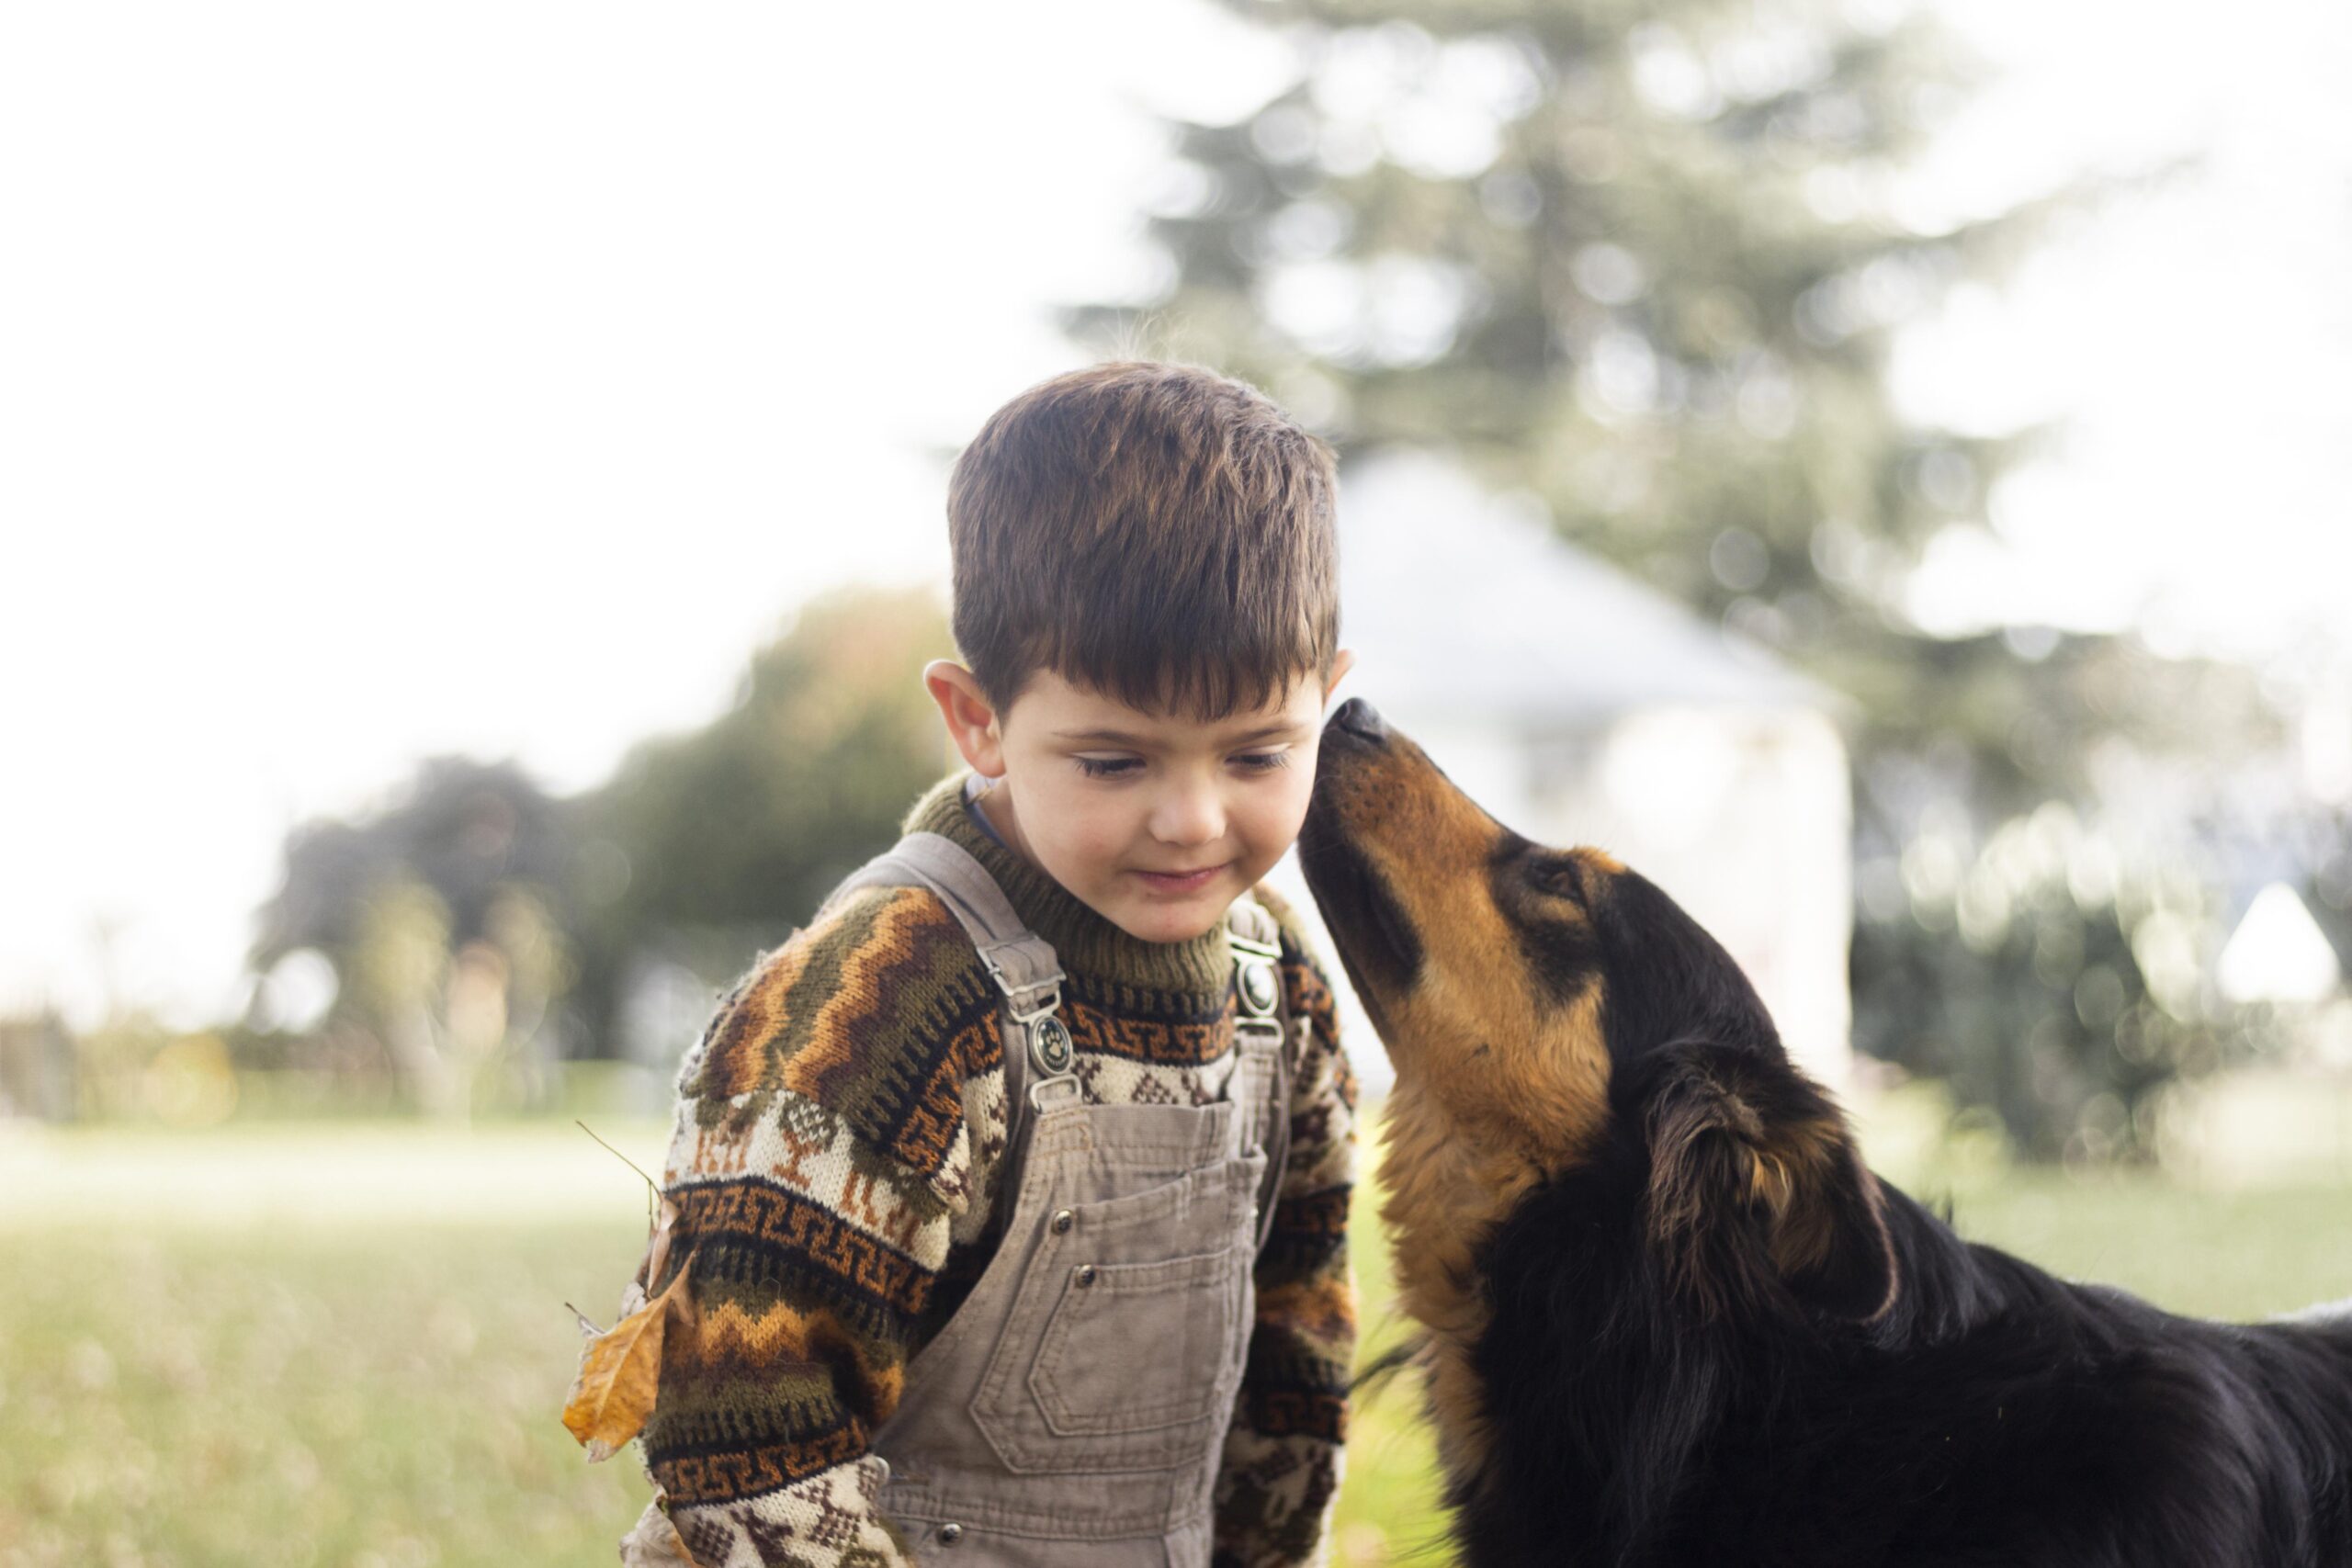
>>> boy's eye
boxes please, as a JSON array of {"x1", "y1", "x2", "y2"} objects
[{"x1": 1071, "y1": 752, "x2": 1294, "y2": 781}]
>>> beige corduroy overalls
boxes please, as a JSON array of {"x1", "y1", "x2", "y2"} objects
[{"x1": 816, "y1": 829, "x2": 1294, "y2": 1566}]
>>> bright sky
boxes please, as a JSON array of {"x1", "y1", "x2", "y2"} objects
[
  {"x1": 3, "y1": 0, "x2": 2346, "y2": 1033},
  {"x1": 1887, "y1": 0, "x2": 2352, "y2": 658}
]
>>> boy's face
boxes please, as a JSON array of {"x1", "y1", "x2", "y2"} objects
[{"x1": 926, "y1": 652, "x2": 1356, "y2": 944}]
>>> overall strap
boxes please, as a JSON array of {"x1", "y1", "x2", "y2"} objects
[
  {"x1": 817, "y1": 832, "x2": 1296, "y2": 1251},
  {"x1": 1226, "y1": 895, "x2": 1295, "y2": 1255},
  {"x1": 814, "y1": 831, "x2": 1078, "y2": 1234}
]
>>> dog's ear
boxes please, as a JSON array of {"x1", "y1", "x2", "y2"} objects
[{"x1": 1644, "y1": 1046, "x2": 1897, "y2": 1325}]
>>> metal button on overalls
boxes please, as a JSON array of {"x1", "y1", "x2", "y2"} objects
[{"x1": 815, "y1": 829, "x2": 1294, "y2": 1566}]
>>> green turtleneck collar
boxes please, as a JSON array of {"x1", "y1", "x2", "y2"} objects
[{"x1": 898, "y1": 767, "x2": 1236, "y2": 1002}]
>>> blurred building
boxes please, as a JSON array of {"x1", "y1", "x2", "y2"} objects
[
  {"x1": 1261, "y1": 449, "x2": 1856, "y2": 1099},
  {"x1": 0, "y1": 1007, "x2": 75, "y2": 1120}
]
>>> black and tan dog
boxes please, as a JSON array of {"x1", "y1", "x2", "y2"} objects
[{"x1": 1297, "y1": 697, "x2": 2352, "y2": 1568}]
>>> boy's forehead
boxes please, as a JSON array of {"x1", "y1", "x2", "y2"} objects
[{"x1": 1012, "y1": 665, "x2": 1317, "y2": 740}]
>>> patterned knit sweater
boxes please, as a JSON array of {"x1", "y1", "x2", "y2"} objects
[{"x1": 621, "y1": 766, "x2": 1360, "y2": 1568}]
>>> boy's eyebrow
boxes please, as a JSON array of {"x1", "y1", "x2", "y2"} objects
[{"x1": 1055, "y1": 720, "x2": 1307, "y2": 747}]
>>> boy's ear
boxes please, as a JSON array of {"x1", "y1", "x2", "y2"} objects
[
  {"x1": 925, "y1": 660, "x2": 1006, "y2": 776},
  {"x1": 1322, "y1": 648, "x2": 1357, "y2": 702},
  {"x1": 1644, "y1": 1045, "x2": 1898, "y2": 1325}
]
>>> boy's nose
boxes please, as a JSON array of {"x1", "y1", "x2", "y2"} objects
[{"x1": 1329, "y1": 697, "x2": 1387, "y2": 742}]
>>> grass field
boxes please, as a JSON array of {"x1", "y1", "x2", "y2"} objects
[{"x1": 3, "y1": 1100, "x2": 2348, "y2": 1567}]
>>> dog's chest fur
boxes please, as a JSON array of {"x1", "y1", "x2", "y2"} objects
[{"x1": 1375, "y1": 1077, "x2": 1549, "y2": 1480}]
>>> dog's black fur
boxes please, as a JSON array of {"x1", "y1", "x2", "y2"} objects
[
  {"x1": 1471, "y1": 1034, "x2": 2352, "y2": 1566},
  {"x1": 1302, "y1": 702, "x2": 2352, "y2": 1568}
]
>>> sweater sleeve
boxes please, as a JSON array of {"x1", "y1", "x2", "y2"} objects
[
  {"x1": 1212, "y1": 889, "x2": 1361, "y2": 1568},
  {"x1": 620, "y1": 886, "x2": 1005, "y2": 1568}
]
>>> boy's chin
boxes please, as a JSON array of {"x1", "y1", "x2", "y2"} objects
[{"x1": 1105, "y1": 892, "x2": 1232, "y2": 945}]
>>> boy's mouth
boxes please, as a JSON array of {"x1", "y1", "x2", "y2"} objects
[{"x1": 1133, "y1": 863, "x2": 1226, "y2": 893}]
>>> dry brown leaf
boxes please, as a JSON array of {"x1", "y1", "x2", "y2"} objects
[
  {"x1": 614, "y1": 1195, "x2": 681, "y2": 1324},
  {"x1": 563, "y1": 1246, "x2": 698, "y2": 1461},
  {"x1": 641, "y1": 1192, "x2": 681, "y2": 1292},
  {"x1": 618, "y1": 1493, "x2": 703, "y2": 1567}
]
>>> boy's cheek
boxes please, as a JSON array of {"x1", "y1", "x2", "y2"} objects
[
  {"x1": 1264, "y1": 768, "x2": 1322, "y2": 853},
  {"x1": 1060, "y1": 830, "x2": 1143, "y2": 892}
]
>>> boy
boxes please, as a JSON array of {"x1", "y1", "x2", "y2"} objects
[{"x1": 608, "y1": 360, "x2": 1361, "y2": 1566}]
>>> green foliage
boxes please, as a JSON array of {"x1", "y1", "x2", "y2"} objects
[
  {"x1": 565, "y1": 582, "x2": 956, "y2": 1063},
  {"x1": 1851, "y1": 802, "x2": 2274, "y2": 1161},
  {"x1": 585, "y1": 582, "x2": 955, "y2": 936}
]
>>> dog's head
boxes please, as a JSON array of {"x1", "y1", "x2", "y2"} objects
[{"x1": 1298, "y1": 697, "x2": 1895, "y2": 1326}]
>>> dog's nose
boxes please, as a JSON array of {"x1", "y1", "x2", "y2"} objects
[{"x1": 1330, "y1": 697, "x2": 1387, "y2": 742}]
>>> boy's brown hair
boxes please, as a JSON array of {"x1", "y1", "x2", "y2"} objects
[{"x1": 946, "y1": 359, "x2": 1340, "y2": 725}]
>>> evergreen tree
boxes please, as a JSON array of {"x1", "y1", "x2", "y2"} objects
[{"x1": 1060, "y1": 0, "x2": 2266, "y2": 1156}]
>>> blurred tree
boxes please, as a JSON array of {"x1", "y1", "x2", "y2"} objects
[
  {"x1": 2301, "y1": 809, "x2": 2352, "y2": 979},
  {"x1": 586, "y1": 584, "x2": 952, "y2": 932},
  {"x1": 348, "y1": 873, "x2": 457, "y2": 1111},
  {"x1": 1057, "y1": 0, "x2": 2267, "y2": 1157},
  {"x1": 248, "y1": 759, "x2": 582, "y2": 1114},
  {"x1": 244, "y1": 583, "x2": 957, "y2": 1094},
  {"x1": 251, "y1": 758, "x2": 578, "y2": 968},
  {"x1": 1849, "y1": 800, "x2": 2267, "y2": 1163},
  {"x1": 565, "y1": 582, "x2": 956, "y2": 1062}
]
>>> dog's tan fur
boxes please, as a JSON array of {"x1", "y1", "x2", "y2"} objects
[
  {"x1": 1309, "y1": 728, "x2": 1625, "y2": 1473},
  {"x1": 1309, "y1": 722, "x2": 1898, "y2": 1473}
]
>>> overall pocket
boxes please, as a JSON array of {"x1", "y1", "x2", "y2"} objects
[
  {"x1": 1029, "y1": 1245, "x2": 1234, "y2": 1435},
  {"x1": 971, "y1": 1150, "x2": 1263, "y2": 1475}
]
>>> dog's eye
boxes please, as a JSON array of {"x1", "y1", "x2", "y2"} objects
[{"x1": 1529, "y1": 856, "x2": 1585, "y2": 902}]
